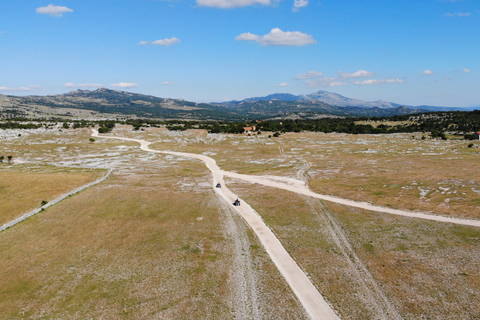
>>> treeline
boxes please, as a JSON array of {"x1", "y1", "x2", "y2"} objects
[
  {"x1": 0, "y1": 122, "x2": 42, "y2": 130},
  {"x1": 255, "y1": 111, "x2": 480, "y2": 135},
  {"x1": 1, "y1": 110, "x2": 479, "y2": 137}
]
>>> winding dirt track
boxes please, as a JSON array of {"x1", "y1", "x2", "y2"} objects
[
  {"x1": 93, "y1": 130, "x2": 340, "y2": 320},
  {"x1": 93, "y1": 130, "x2": 480, "y2": 319}
]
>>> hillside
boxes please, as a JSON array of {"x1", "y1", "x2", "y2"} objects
[
  {"x1": 219, "y1": 90, "x2": 467, "y2": 112},
  {"x1": 0, "y1": 88, "x2": 237, "y2": 120},
  {"x1": 215, "y1": 99, "x2": 429, "y2": 118},
  {"x1": 0, "y1": 88, "x2": 453, "y2": 121}
]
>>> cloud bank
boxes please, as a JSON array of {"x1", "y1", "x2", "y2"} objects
[
  {"x1": 197, "y1": 0, "x2": 272, "y2": 8},
  {"x1": 64, "y1": 83, "x2": 103, "y2": 88},
  {"x1": 295, "y1": 71, "x2": 322, "y2": 80},
  {"x1": 111, "y1": 82, "x2": 139, "y2": 88},
  {"x1": 36, "y1": 4, "x2": 73, "y2": 17},
  {"x1": 296, "y1": 69, "x2": 404, "y2": 88},
  {"x1": 338, "y1": 70, "x2": 376, "y2": 79},
  {"x1": 0, "y1": 86, "x2": 41, "y2": 92},
  {"x1": 445, "y1": 12, "x2": 472, "y2": 17},
  {"x1": 236, "y1": 28, "x2": 316, "y2": 46},
  {"x1": 305, "y1": 78, "x2": 347, "y2": 88},
  {"x1": 354, "y1": 78, "x2": 404, "y2": 85},
  {"x1": 293, "y1": 0, "x2": 308, "y2": 12},
  {"x1": 140, "y1": 37, "x2": 181, "y2": 46}
]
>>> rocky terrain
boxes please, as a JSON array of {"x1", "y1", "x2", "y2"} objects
[{"x1": 1, "y1": 89, "x2": 452, "y2": 121}]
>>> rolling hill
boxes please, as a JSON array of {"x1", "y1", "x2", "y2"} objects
[{"x1": 1, "y1": 88, "x2": 470, "y2": 121}]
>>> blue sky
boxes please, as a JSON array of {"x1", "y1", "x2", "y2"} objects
[{"x1": 1, "y1": 0, "x2": 478, "y2": 107}]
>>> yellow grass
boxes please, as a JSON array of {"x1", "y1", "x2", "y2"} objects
[
  {"x1": 0, "y1": 165, "x2": 104, "y2": 225},
  {"x1": 0, "y1": 127, "x2": 307, "y2": 319},
  {"x1": 2, "y1": 125, "x2": 479, "y2": 318},
  {"x1": 230, "y1": 180, "x2": 480, "y2": 319},
  {"x1": 155, "y1": 130, "x2": 480, "y2": 219}
]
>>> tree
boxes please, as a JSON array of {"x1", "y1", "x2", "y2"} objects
[
  {"x1": 7, "y1": 155, "x2": 12, "y2": 162},
  {"x1": 0, "y1": 156, "x2": 4, "y2": 163},
  {"x1": 89, "y1": 138, "x2": 95, "y2": 143},
  {"x1": 431, "y1": 130, "x2": 447, "y2": 140},
  {"x1": 63, "y1": 122, "x2": 70, "y2": 129}
]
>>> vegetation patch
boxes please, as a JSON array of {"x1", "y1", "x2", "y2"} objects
[{"x1": 0, "y1": 165, "x2": 104, "y2": 226}]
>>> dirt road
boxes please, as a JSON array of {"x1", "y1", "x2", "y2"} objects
[
  {"x1": 93, "y1": 130, "x2": 340, "y2": 320},
  {"x1": 93, "y1": 130, "x2": 480, "y2": 319}
]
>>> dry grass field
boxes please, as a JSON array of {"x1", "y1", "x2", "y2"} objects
[
  {"x1": 155, "y1": 129, "x2": 480, "y2": 219},
  {"x1": 232, "y1": 181, "x2": 480, "y2": 319},
  {"x1": 1, "y1": 125, "x2": 479, "y2": 319},
  {"x1": 0, "y1": 165, "x2": 104, "y2": 226},
  {"x1": 0, "y1": 126, "x2": 307, "y2": 319}
]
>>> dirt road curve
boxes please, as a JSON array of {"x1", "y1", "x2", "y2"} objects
[
  {"x1": 93, "y1": 130, "x2": 340, "y2": 320},
  {"x1": 93, "y1": 130, "x2": 480, "y2": 319}
]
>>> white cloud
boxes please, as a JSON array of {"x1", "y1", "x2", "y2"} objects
[
  {"x1": 305, "y1": 78, "x2": 347, "y2": 88},
  {"x1": 197, "y1": 0, "x2": 272, "y2": 9},
  {"x1": 354, "y1": 78, "x2": 404, "y2": 85},
  {"x1": 274, "y1": 82, "x2": 289, "y2": 87},
  {"x1": 0, "y1": 86, "x2": 41, "y2": 92},
  {"x1": 236, "y1": 33, "x2": 259, "y2": 41},
  {"x1": 64, "y1": 82, "x2": 103, "y2": 88},
  {"x1": 295, "y1": 71, "x2": 322, "y2": 80},
  {"x1": 236, "y1": 28, "x2": 316, "y2": 46},
  {"x1": 36, "y1": 4, "x2": 73, "y2": 17},
  {"x1": 293, "y1": 0, "x2": 308, "y2": 12},
  {"x1": 111, "y1": 82, "x2": 139, "y2": 88},
  {"x1": 152, "y1": 37, "x2": 181, "y2": 46},
  {"x1": 140, "y1": 38, "x2": 181, "y2": 46},
  {"x1": 329, "y1": 81, "x2": 348, "y2": 87},
  {"x1": 463, "y1": 68, "x2": 471, "y2": 73},
  {"x1": 446, "y1": 12, "x2": 472, "y2": 17},
  {"x1": 338, "y1": 70, "x2": 376, "y2": 79},
  {"x1": 421, "y1": 70, "x2": 434, "y2": 75},
  {"x1": 162, "y1": 81, "x2": 173, "y2": 85}
]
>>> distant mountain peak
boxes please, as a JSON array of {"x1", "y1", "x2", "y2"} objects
[
  {"x1": 217, "y1": 89, "x2": 457, "y2": 111},
  {"x1": 63, "y1": 89, "x2": 92, "y2": 96},
  {"x1": 242, "y1": 93, "x2": 309, "y2": 102}
]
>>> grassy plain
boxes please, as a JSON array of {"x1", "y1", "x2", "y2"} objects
[
  {"x1": 149, "y1": 129, "x2": 480, "y2": 219},
  {"x1": 232, "y1": 182, "x2": 480, "y2": 319},
  {"x1": 0, "y1": 165, "x2": 104, "y2": 225},
  {"x1": 1, "y1": 125, "x2": 479, "y2": 319},
  {"x1": 0, "y1": 126, "x2": 306, "y2": 319}
]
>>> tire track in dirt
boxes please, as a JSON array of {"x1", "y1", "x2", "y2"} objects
[
  {"x1": 222, "y1": 171, "x2": 480, "y2": 228},
  {"x1": 304, "y1": 197, "x2": 402, "y2": 319},
  {"x1": 290, "y1": 149, "x2": 399, "y2": 318},
  {"x1": 93, "y1": 130, "x2": 340, "y2": 320},
  {"x1": 218, "y1": 198, "x2": 262, "y2": 319},
  {"x1": 277, "y1": 140, "x2": 287, "y2": 157},
  {"x1": 93, "y1": 130, "x2": 480, "y2": 319}
]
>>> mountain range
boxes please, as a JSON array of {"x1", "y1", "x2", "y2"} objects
[
  {"x1": 0, "y1": 88, "x2": 475, "y2": 121},
  {"x1": 219, "y1": 90, "x2": 469, "y2": 112}
]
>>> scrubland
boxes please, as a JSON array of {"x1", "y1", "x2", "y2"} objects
[
  {"x1": 0, "y1": 165, "x2": 103, "y2": 226},
  {"x1": 1, "y1": 125, "x2": 479, "y2": 319},
  {"x1": 0, "y1": 126, "x2": 306, "y2": 319}
]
